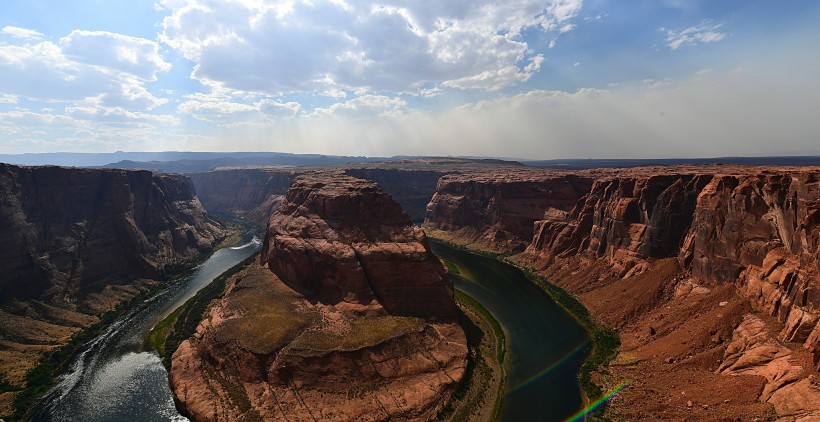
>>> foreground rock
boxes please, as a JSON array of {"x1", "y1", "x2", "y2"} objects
[
  {"x1": 171, "y1": 173, "x2": 467, "y2": 421},
  {"x1": 425, "y1": 165, "x2": 820, "y2": 420}
]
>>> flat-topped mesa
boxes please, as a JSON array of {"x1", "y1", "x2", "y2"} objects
[{"x1": 262, "y1": 173, "x2": 457, "y2": 319}]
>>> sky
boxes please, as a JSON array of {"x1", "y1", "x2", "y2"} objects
[{"x1": 0, "y1": 0, "x2": 819, "y2": 159}]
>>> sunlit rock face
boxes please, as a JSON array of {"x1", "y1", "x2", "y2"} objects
[{"x1": 171, "y1": 172, "x2": 466, "y2": 421}]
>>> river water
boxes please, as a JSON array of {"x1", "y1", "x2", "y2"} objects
[
  {"x1": 31, "y1": 235, "x2": 586, "y2": 421},
  {"x1": 29, "y1": 235, "x2": 262, "y2": 422},
  {"x1": 430, "y1": 241, "x2": 590, "y2": 421}
]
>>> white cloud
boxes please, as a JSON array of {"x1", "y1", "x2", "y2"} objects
[
  {"x1": 159, "y1": 0, "x2": 583, "y2": 95},
  {"x1": 663, "y1": 21, "x2": 727, "y2": 50},
  {"x1": 1, "y1": 26, "x2": 44, "y2": 40},
  {"x1": 0, "y1": 34, "x2": 168, "y2": 109},
  {"x1": 305, "y1": 95, "x2": 406, "y2": 119},
  {"x1": 177, "y1": 93, "x2": 300, "y2": 123},
  {"x1": 59, "y1": 30, "x2": 172, "y2": 81},
  {"x1": 0, "y1": 93, "x2": 18, "y2": 104}
]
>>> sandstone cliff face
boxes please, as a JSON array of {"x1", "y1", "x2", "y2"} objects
[
  {"x1": 188, "y1": 168, "x2": 294, "y2": 226},
  {"x1": 678, "y1": 173, "x2": 820, "y2": 369},
  {"x1": 343, "y1": 168, "x2": 452, "y2": 222},
  {"x1": 0, "y1": 164, "x2": 224, "y2": 303},
  {"x1": 172, "y1": 173, "x2": 466, "y2": 421},
  {"x1": 264, "y1": 173, "x2": 457, "y2": 319},
  {"x1": 528, "y1": 174, "x2": 713, "y2": 277},
  {"x1": 424, "y1": 165, "x2": 820, "y2": 419},
  {"x1": 425, "y1": 172, "x2": 592, "y2": 252}
]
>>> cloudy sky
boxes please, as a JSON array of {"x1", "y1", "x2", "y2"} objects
[{"x1": 1, "y1": 0, "x2": 818, "y2": 159}]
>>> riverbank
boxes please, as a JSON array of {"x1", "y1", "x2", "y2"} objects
[
  {"x1": 434, "y1": 288, "x2": 506, "y2": 422},
  {"x1": 426, "y1": 232, "x2": 620, "y2": 415},
  {"x1": 147, "y1": 252, "x2": 259, "y2": 367},
  {"x1": 0, "y1": 223, "x2": 249, "y2": 421}
]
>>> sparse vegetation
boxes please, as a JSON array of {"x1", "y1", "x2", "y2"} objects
[
  {"x1": 292, "y1": 316, "x2": 425, "y2": 354},
  {"x1": 519, "y1": 268, "x2": 620, "y2": 403}
]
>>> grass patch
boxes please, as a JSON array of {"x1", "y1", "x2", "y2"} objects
[
  {"x1": 442, "y1": 258, "x2": 461, "y2": 274},
  {"x1": 292, "y1": 316, "x2": 425, "y2": 355},
  {"x1": 0, "y1": 376, "x2": 20, "y2": 394},
  {"x1": 455, "y1": 291, "x2": 505, "y2": 364}
]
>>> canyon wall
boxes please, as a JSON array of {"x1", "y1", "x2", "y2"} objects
[
  {"x1": 189, "y1": 167, "x2": 451, "y2": 225},
  {"x1": 424, "y1": 166, "x2": 820, "y2": 419},
  {"x1": 0, "y1": 164, "x2": 224, "y2": 304},
  {"x1": 343, "y1": 168, "x2": 451, "y2": 222},
  {"x1": 188, "y1": 168, "x2": 294, "y2": 226},
  {"x1": 424, "y1": 172, "x2": 593, "y2": 252},
  {"x1": 171, "y1": 173, "x2": 466, "y2": 421}
]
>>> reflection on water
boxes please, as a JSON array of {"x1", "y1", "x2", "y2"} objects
[
  {"x1": 31, "y1": 234, "x2": 261, "y2": 422},
  {"x1": 430, "y1": 240, "x2": 589, "y2": 421}
]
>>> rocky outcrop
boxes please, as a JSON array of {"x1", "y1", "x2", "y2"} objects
[
  {"x1": 188, "y1": 168, "x2": 294, "y2": 226},
  {"x1": 0, "y1": 163, "x2": 224, "y2": 304},
  {"x1": 527, "y1": 173, "x2": 713, "y2": 277},
  {"x1": 171, "y1": 173, "x2": 466, "y2": 421},
  {"x1": 264, "y1": 173, "x2": 457, "y2": 319}
]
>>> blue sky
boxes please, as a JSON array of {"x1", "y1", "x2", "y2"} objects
[{"x1": 1, "y1": 0, "x2": 818, "y2": 159}]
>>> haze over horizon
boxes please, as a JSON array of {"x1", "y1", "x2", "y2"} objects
[{"x1": 1, "y1": 0, "x2": 818, "y2": 160}]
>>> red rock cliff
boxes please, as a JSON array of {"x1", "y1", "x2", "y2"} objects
[
  {"x1": 188, "y1": 168, "x2": 294, "y2": 226},
  {"x1": 425, "y1": 171, "x2": 592, "y2": 252},
  {"x1": 263, "y1": 173, "x2": 457, "y2": 319},
  {"x1": 171, "y1": 172, "x2": 466, "y2": 421},
  {"x1": 0, "y1": 163, "x2": 224, "y2": 303}
]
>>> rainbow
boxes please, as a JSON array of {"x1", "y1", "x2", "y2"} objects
[
  {"x1": 564, "y1": 380, "x2": 629, "y2": 422},
  {"x1": 505, "y1": 340, "x2": 591, "y2": 395}
]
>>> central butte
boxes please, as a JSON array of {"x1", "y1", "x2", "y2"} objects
[{"x1": 169, "y1": 173, "x2": 467, "y2": 421}]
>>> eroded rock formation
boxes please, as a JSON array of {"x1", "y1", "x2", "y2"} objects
[
  {"x1": 424, "y1": 165, "x2": 820, "y2": 420},
  {"x1": 171, "y1": 173, "x2": 466, "y2": 421}
]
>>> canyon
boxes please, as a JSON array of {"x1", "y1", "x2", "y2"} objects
[
  {"x1": 5, "y1": 157, "x2": 820, "y2": 421},
  {"x1": 425, "y1": 165, "x2": 820, "y2": 420},
  {"x1": 169, "y1": 173, "x2": 467, "y2": 421},
  {"x1": 0, "y1": 163, "x2": 224, "y2": 415}
]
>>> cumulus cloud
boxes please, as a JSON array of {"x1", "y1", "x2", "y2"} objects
[
  {"x1": 59, "y1": 30, "x2": 172, "y2": 81},
  {"x1": 159, "y1": 0, "x2": 582, "y2": 95},
  {"x1": 177, "y1": 93, "x2": 300, "y2": 123},
  {"x1": 663, "y1": 21, "x2": 727, "y2": 50},
  {"x1": 0, "y1": 33, "x2": 169, "y2": 109},
  {"x1": 1, "y1": 26, "x2": 44, "y2": 40}
]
